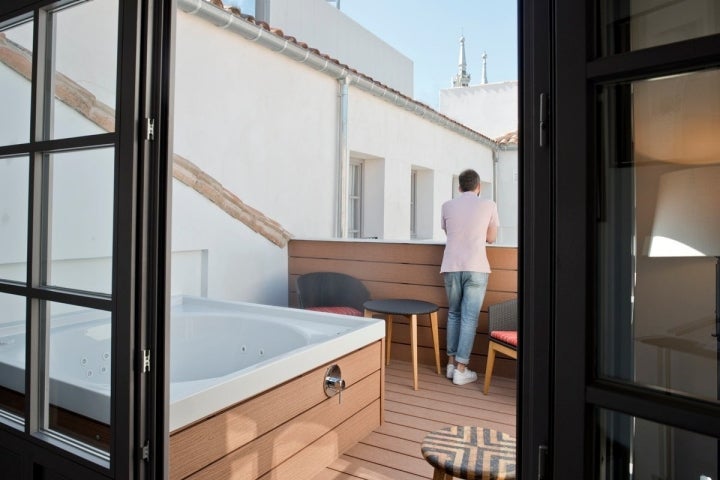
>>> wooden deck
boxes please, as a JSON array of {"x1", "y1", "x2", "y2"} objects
[{"x1": 312, "y1": 360, "x2": 517, "y2": 480}]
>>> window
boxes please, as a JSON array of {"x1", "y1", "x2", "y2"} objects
[
  {"x1": 0, "y1": 1, "x2": 119, "y2": 461},
  {"x1": 410, "y1": 170, "x2": 417, "y2": 238},
  {"x1": 348, "y1": 159, "x2": 364, "y2": 238},
  {"x1": 0, "y1": 0, "x2": 168, "y2": 476},
  {"x1": 411, "y1": 167, "x2": 435, "y2": 240}
]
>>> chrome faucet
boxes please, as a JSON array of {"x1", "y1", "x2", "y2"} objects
[{"x1": 324, "y1": 364, "x2": 346, "y2": 403}]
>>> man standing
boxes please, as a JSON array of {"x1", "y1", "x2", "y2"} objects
[{"x1": 441, "y1": 169, "x2": 499, "y2": 385}]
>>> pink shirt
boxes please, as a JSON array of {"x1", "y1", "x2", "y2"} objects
[{"x1": 440, "y1": 192, "x2": 499, "y2": 273}]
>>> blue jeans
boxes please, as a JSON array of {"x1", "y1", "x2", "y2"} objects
[{"x1": 444, "y1": 271, "x2": 489, "y2": 365}]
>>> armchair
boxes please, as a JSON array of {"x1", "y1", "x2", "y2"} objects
[
  {"x1": 295, "y1": 272, "x2": 370, "y2": 316},
  {"x1": 483, "y1": 298, "x2": 518, "y2": 395}
]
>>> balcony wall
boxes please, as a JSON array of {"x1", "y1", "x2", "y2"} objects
[{"x1": 288, "y1": 240, "x2": 518, "y2": 379}]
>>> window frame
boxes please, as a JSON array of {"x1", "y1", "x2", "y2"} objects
[{"x1": 0, "y1": 0, "x2": 174, "y2": 477}]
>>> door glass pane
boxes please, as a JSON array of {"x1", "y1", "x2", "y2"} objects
[
  {"x1": 598, "y1": 0, "x2": 720, "y2": 56},
  {"x1": 45, "y1": 0, "x2": 117, "y2": 140},
  {"x1": 45, "y1": 300, "x2": 111, "y2": 452},
  {"x1": 0, "y1": 293, "x2": 26, "y2": 420},
  {"x1": 46, "y1": 148, "x2": 114, "y2": 294},
  {"x1": 598, "y1": 69, "x2": 720, "y2": 403},
  {"x1": 595, "y1": 408, "x2": 718, "y2": 480},
  {"x1": 0, "y1": 156, "x2": 29, "y2": 283},
  {"x1": 0, "y1": 19, "x2": 33, "y2": 146}
]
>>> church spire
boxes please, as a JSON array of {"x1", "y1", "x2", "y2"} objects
[
  {"x1": 481, "y1": 51, "x2": 488, "y2": 84},
  {"x1": 452, "y1": 35, "x2": 471, "y2": 87}
]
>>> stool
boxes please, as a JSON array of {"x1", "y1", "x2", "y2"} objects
[
  {"x1": 421, "y1": 426, "x2": 516, "y2": 480},
  {"x1": 363, "y1": 299, "x2": 441, "y2": 390}
]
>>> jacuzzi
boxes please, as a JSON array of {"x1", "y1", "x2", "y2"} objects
[{"x1": 0, "y1": 296, "x2": 385, "y2": 432}]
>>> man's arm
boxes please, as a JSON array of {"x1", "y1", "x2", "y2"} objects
[
  {"x1": 486, "y1": 223, "x2": 498, "y2": 244},
  {"x1": 486, "y1": 203, "x2": 499, "y2": 243}
]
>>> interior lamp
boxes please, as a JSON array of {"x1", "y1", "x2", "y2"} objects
[
  {"x1": 647, "y1": 166, "x2": 720, "y2": 258},
  {"x1": 647, "y1": 165, "x2": 720, "y2": 397}
]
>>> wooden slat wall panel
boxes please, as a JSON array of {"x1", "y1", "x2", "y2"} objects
[
  {"x1": 289, "y1": 241, "x2": 445, "y2": 265},
  {"x1": 189, "y1": 374, "x2": 381, "y2": 480},
  {"x1": 170, "y1": 342, "x2": 382, "y2": 479},
  {"x1": 288, "y1": 241, "x2": 518, "y2": 379},
  {"x1": 259, "y1": 401, "x2": 381, "y2": 480}
]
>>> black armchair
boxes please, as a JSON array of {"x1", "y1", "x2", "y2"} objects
[
  {"x1": 483, "y1": 298, "x2": 518, "y2": 394},
  {"x1": 296, "y1": 272, "x2": 370, "y2": 316}
]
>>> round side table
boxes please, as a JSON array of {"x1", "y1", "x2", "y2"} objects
[{"x1": 363, "y1": 298, "x2": 441, "y2": 390}]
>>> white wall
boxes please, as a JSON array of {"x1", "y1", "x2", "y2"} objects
[
  {"x1": 1, "y1": 7, "x2": 495, "y2": 308},
  {"x1": 496, "y1": 148, "x2": 518, "y2": 246},
  {"x1": 175, "y1": 13, "x2": 340, "y2": 240},
  {"x1": 174, "y1": 10, "x2": 493, "y2": 248},
  {"x1": 438, "y1": 81, "x2": 518, "y2": 140},
  {"x1": 171, "y1": 182, "x2": 289, "y2": 305},
  {"x1": 255, "y1": 0, "x2": 414, "y2": 97},
  {"x1": 346, "y1": 87, "x2": 493, "y2": 241},
  {"x1": 4, "y1": 0, "x2": 118, "y2": 108},
  {"x1": 437, "y1": 81, "x2": 519, "y2": 246}
]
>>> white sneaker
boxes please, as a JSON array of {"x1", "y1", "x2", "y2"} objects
[
  {"x1": 452, "y1": 368, "x2": 478, "y2": 385},
  {"x1": 446, "y1": 363, "x2": 455, "y2": 379}
]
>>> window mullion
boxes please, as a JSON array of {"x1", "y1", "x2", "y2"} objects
[{"x1": 25, "y1": 4, "x2": 53, "y2": 442}]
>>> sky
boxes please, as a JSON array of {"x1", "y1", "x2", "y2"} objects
[{"x1": 225, "y1": 0, "x2": 518, "y2": 109}]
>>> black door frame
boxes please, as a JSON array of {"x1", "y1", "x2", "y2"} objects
[
  {"x1": 0, "y1": 0, "x2": 174, "y2": 478},
  {"x1": 523, "y1": 0, "x2": 720, "y2": 478},
  {"x1": 518, "y1": 0, "x2": 554, "y2": 478}
]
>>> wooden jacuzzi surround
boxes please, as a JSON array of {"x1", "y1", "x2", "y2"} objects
[{"x1": 169, "y1": 340, "x2": 384, "y2": 479}]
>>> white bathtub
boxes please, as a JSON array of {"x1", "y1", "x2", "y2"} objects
[{"x1": 0, "y1": 296, "x2": 385, "y2": 432}]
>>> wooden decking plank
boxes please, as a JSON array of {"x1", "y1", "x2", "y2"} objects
[
  {"x1": 385, "y1": 364, "x2": 517, "y2": 399},
  {"x1": 385, "y1": 390, "x2": 516, "y2": 426},
  {"x1": 342, "y1": 443, "x2": 433, "y2": 478},
  {"x1": 327, "y1": 456, "x2": 429, "y2": 480},
  {"x1": 386, "y1": 361, "x2": 517, "y2": 391},
  {"x1": 385, "y1": 402, "x2": 515, "y2": 434},
  {"x1": 359, "y1": 431, "x2": 425, "y2": 459},
  {"x1": 312, "y1": 469, "x2": 366, "y2": 480},
  {"x1": 311, "y1": 359, "x2": 517, "y2": 480},
  {"x1": 382, "y1": 410, "x2": 460, "y2": 435},
  {"x1": 384, "y1": 381, "x2": 517, "y2": 415},
  {"x1": 385, "y1": 393, "x2": 514, "y2": 425},
  {"x1": 372, "y1": 422, "x2": 430, "y2": 444},
  {"x1": 384, "y1": 375, "x2": 517, "y2": 405}
]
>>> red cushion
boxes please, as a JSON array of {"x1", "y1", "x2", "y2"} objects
[
  {"x1": 306, "y1": 306, "x2": 363, "y2": 316},
  {"x1": 491, "y1": 330, "x2": 518, "y2": 347}
]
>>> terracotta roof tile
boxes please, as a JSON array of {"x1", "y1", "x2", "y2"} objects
[{"x1": 496, "y1": 131, "x2": 518, "y2": 145}]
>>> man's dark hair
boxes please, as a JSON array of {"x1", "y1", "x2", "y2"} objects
[{"x1": 458, "y1": 169, "x2": 481, "y2": 192}]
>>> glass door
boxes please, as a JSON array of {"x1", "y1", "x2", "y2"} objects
[
  {"x1": 0, "y1": 0, "x2": 172, "y2": 477},
  {"x1": 541, "y1": 0, "x2": 720, "y2": 478}
]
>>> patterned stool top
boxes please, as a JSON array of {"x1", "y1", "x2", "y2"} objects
[{"x1": 421, "y1": 426, "x2": 516, "y2": 480}]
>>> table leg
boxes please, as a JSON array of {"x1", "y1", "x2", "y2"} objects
[
  {"x1": 430, "y1": 311, "x2": 441, "y2": 375},
  {"x1": 411, "y1": 314, "x2": 418, "y2": 390}
]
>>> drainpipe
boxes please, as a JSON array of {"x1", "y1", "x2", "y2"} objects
[
  {"x1": 336, "y1": 76, "x2": 350, "y2": 238},
  {"x1": 492, "y1": 148, "x2": 499, "y2": 204}
]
